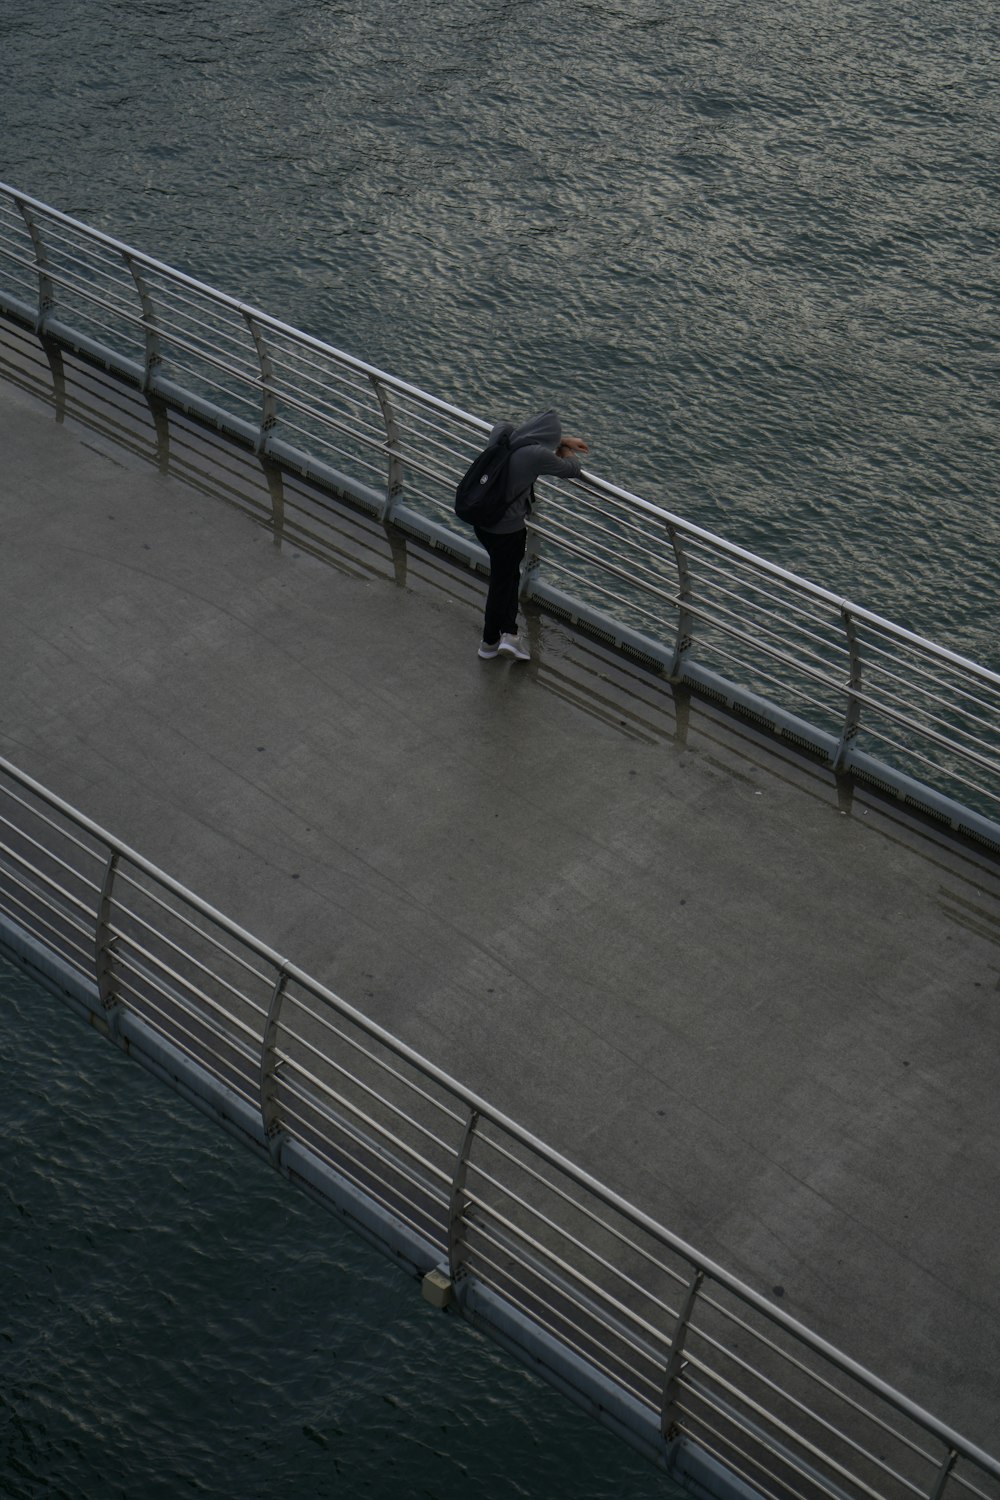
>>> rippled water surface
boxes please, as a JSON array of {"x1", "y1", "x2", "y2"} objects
[
  {"x1": 2, "y1": 0, "x2": 997, "y2": 661},
  {"x1": 1, "y1": 957, "x2": 682, "y2": 1499}
]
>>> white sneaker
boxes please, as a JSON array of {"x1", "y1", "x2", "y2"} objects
[
  {"x1": 478, "y1": 639, "x2": 501, "y2": 659},
  {"x1": 498, "y1": 633, "x2": 530, "y2": 662}
]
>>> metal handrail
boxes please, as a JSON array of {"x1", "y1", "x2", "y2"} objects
[
  {"x1": 0, "y1": 751, "x2": 998, "y2": 1500},
  {"x1": 1, "y1": 180, "x2": 997, "y2": 845}
]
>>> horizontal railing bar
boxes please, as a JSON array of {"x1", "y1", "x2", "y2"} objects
[
  {"x1": 2, "y1": 886, "x2": 93, "y2": 946},
  {"x1": 262, "y1": 386, "x2": 386, "y2": 455},
  {"x1": 532, "y1": 545, "x2": 673, "y2": 634},
  {"x1": 688, "y1": 633, "x2": 844, "y2": 726},
  {"x1": 855, "y1": 719, "x2": 999, "y2": 802},
  {"x1": 536, "y1": 561, "x2": 668, "y2": 644},
  {"x1": 111, "y1": 961, "x2": 260, "y2": 1064},
  {"x1": 682, "y1": 1351, "x2": 932, "y2": 1499},
  {"x1": 532, "y1": 509, "x2": 679, "y2": 600},
  {"x1": 277, "y1": 1075, "x2": 453, "y2": 1215},
  {"x1": 687, "y1": 563, "x2": 849, "y2": 651},
  {"x1": 688, "y1": 1316, "x2": 941, "y2": 1473},
  {"x1": 24, "y1": 260, "x2": 146, "y2": 333},
  {"x1": 112, "y1": 974, "x2": 260, "y2": 1095},
  {"x1": 262, "y1": 374, "x2": 386, "y2": 443},
  {"x1": 0, "y1": 219, "x2": 33, "y2": 250},
  {"x1": 112, "y1": 867, "x2": 276, "y2": 985},
  {"x1": 859, "y1": 665, "x2": 1000, "y2": 738},
  {"x1": 686, "y1": 1361, "x2": 877, "y2": 1485},
  {"x1": 382, "y1": 395, "x2": 483, "y2": 451},
  {"x1": 396, "y1": 481, "x2": 454, "y2": 521},
  {"x1": 0, "y1": 238, "x2": 122, "y2": 295},
  {"x1": 137, "y1": 267, "x2": 257, "y2": 318},
  {"x1": 680, "y1": 600, "x2": 849, "y2": 700},
  {"x1": 530, "y1": 519, "x2": 678, "y2": 611},
  {"x1": 467, "y1": 1247, "x2": 660, "y2": 1406},
  {"x1": 681, "y1": 534, "x2": 848, "y2": 616},
  {"x1": 275, "y1": 417, "x2": 387, "y2": 479},
  {"x1": 948, "y1": 1469, "x2": 999, "y2": 1500},
  {"x1": 677, "y1": 1382, "x2": 892, "y2": 1500},
  {"x1": 276, "y1": 1025, "x2": 456, "y2": 1160},
  {"x1": 859, "y1": 643, "x2": 1000, "y2": 719},
  {"x1": 276, "y1": 1076, "x2": 452, "y2": 1210},
  {"x1": 386, "y1": 412, "x2": 474, "y2": 469},
  {"x1": 859, "y1": 623, "x2": 1000, "y2": 691},
  {"x1": 278, "y1": 990, "x2": 467, "y2": 1128},
  {"x1": 458, "y1": 1265, "x2": 661, "y2": 1407},
  {"x1": 3, "y1": 185, "x2": 493, "y2": 426},
  {"x1": 30, "y1": 236, "x2": 140, "y2": 299},
  {"x1": 111, "y1": 898, "x2": 270, "y2": 1018},
  {"x1": 849, "y1": 678, "x2": 1000, "y2": 762},
  {"x1": 465, "y1": 1158, "x2": 682, "y2": 1327},
  {"x1": 277, "y1": 1095, "x2": 449, "y2": 1242},
  {"x1": 536, "y1": 513, "x2": 674, "y2": 594},
  {"x1": 264, "y1": 338, "x2": 380, "y2": 397},
  {"x1": 0, "y1": 889, "x2": 94, "y2": 970},
  {"x1": 472, "y1": 1131, "x2": 693, "y2": 1291},
  {"x1": 0, "y1": 257, "x2": 36, "y2": 293},
  {"x1": 673, "y1": 1412, "x2": 819, "y2": 1500},
  {"x1": 110, "y1": 999, "x2": 259, "y2": 1100},
  {"x1": 149, "y1": 319, "x2": 260, "y2": 382},
  {"x1": 154, "y1": 355, "x2": 259, "y2": 410},
  {"x1": 274, "y1": 1051, "x2": 454, "y2": 1187},
  {"x1": 462, "y1": 1193, "x2": 673, "y2": 1360},
  {"x1": 692, "y1": 588, "x2": 850, "y2": 681},
  {"x1": 692, "y1": 1291, "x2": 947, "y2": 1475},
  {"x1": 0, "y1": 837, "x2": 98, "y2": 920},
  {"x1": 152, "y1": 318, "x2": 259, "y2": 375},
  {"x1": 110, "y1": 929, "x2": 265, "y2": 1046},
  {"x1": 580, "y1": 476, "x2": 1000, "y2": 683},
  {"x1": 144, "y1": 291, "x2": 257, "y2": 342},
  {"x1": 384, "y1": 445, "x2": 465, "y2": 500},
  {"x1": 266, "y1": 360, "x2": 395, "y2": 418}
]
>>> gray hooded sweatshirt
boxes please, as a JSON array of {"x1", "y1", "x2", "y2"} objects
[{"x1": 480, "y1": 408, "x2": 583, "y2": 534}]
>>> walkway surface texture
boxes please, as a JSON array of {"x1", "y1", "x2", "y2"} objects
[{"x1": 2, "y1": 318, "x2": 999, "y2": 1456}]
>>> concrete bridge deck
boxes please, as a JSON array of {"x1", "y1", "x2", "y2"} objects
[{"x1": 2, "y1": 315, "x2": 998, "y2": 1455}]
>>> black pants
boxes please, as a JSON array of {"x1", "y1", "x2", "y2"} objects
[{"x1": 474, "y1": 526, "x2": 527, "y2": 643}]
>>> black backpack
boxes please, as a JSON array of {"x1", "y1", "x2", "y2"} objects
[{"x1": 454, "y1": 430, "x2": 513, "y2": 527}]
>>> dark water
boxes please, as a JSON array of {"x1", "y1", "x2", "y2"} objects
[
  {"x1": 0, "y1": 956, "x2": 681, "y2": 1499},
  {"x1": 2, "y1": 0, "x2": 997, "y2": 662}
]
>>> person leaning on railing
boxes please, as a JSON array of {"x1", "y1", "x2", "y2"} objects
[{"x1": 475, "y1": 409, "x2": 589, "y2": 662}]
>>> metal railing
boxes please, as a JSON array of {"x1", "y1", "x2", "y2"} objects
[
  {"x1": 1, "y1": 182, "x2": 998, "y2": 847},
  {"x1": 1, "y1": 753, "x2": 999, "y2": 1500}
]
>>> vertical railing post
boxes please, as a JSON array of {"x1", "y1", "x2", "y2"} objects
[
  {"x1": 121, "y1": 252, "x2": 162, "y2": 392},
  {"x1": 259, "y1": 968, "x2": 290, "y2": 1165},
  {"x1": 834, "y1": 606, "x2": 863, "y2": 773},
  {"x1": 243, "y1": 310, "x2": 278, "y2": 457},
  {"x1": 369, "y1": 374, "x2": 404, "y2": 524},
  {"x1": 666, "y1": 523, "x2": 695, "y2": 680},
  {"x1": 660, "y1": 1265, "x2": 704, "y2": 1439},
  {"x1": 926, "y1": 1449, "x2": 957, "y2": 1500},
  {"x1": 15, "y1": 198, "x2": 55, "y2": 336},
  {"x1": 448, "y1": 1107, "x2": 480, "y2": 1284},
  {"x1": 94, "y1": 849, "x2": 123, "y2": 1041}
]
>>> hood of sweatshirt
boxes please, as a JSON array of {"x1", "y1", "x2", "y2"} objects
[{"x1": 510, "y1": 408, "x2": 562, "y2": 450}]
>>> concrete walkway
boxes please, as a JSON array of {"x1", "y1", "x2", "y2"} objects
[{"x1": 2, "y1": 316, "x2": 999, "y2": 1453}]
